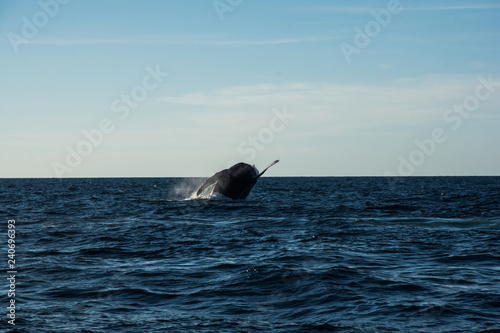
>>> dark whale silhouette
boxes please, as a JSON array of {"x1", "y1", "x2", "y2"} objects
[{"x1": 196, "y1": 160, "x2": 279, "y2": 199}]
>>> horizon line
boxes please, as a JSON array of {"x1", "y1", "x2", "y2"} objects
[{"x1": 1, "y1": 175, "x2": 499, "y2": 180}]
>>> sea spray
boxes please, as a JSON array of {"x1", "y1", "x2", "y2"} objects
[{"x1": 169, "y1": 178, "x2": 204, "y2": 200}]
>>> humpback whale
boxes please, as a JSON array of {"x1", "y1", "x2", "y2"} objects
[{"x1": 196, "y1": 160, "x2": 279, "y2": 199}]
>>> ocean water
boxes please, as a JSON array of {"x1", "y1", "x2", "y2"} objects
[{"x1": 2, "y1": 176, "x2": 500, "y2": 332}]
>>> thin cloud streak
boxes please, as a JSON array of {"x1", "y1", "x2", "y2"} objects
[
  {"x1": 22, "y1": 35, "x2": 337, "y2": 47},
  {"x1": 22, "y1": 39, "x2": 137, "y2": 46},
  {"x1": 301, "y1": 3, "x2": 500, "y2": 13},
  {"x1": 159, "y1": 75, "x2": 499, "y2": 139},
  {"x1": 208, "y1": 36, "x2": 336, "y2": 45},
  {"x1": 406, "y1": 4, "x2": 500, "y2": 11}
]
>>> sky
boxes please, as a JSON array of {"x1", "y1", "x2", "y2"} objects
[{"x1": 1, "y1": 0, "x2": 499, "y2": 177}]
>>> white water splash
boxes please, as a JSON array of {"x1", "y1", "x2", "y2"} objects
[
  {"x1": 168, "y1": 178, "x2": 204, "y2": 200},
  {"x1": 186, "y1": 182, "x2": 231, "y2": 201}
]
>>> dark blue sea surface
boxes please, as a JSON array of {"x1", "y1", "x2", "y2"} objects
[{"x1": 1, "y1": 177, "x2": 500, "y2": 332}]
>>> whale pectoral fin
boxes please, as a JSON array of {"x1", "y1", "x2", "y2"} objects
[
  {"x1": 196, "y1": 171, "x2": 224, "y2": 196},
  {"x1": 196, "y1": 179, "x2": 216, "y2": 196},
  {"x1": 257, "y1": 159, "x2": 279, "y2": 178}
]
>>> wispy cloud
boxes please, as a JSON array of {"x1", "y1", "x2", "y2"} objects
[
  {"x1": 23, "y1": 39, "x2": 136, "y2": 46},
  {"x1": 159, "y1": 75, "x2": 499, "y2": 139},
  {"x1": 406, "y1": 4, "x2": 500, "y2": 11},
  {"x1": 22, "y1": 34, "x2": 337, "y2": 47},
  {"x1": 208, "y1": 36, "x2": 336, "y2": 45},
  {"x1": 299, "y1": 5, "x2": 389, "y2": 13},
  {"x1": 300, "y1": 3, "x2": 500, "y2": 13}
]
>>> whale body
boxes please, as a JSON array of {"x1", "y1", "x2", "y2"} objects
[{"x1": 196, "y1": 160, "x2": 279, "y2": 199}]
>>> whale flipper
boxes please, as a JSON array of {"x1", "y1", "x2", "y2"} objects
[
  {"x1": 257, "y1": 159, "x2": 280, "y2": 178},
  {"x1": 196, "y1": 170, "x2": 224, "y2": 197}
]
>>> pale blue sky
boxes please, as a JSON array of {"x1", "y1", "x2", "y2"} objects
[{"x1": 1, "y1": 0, "x2": 499, "y2": 177}]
